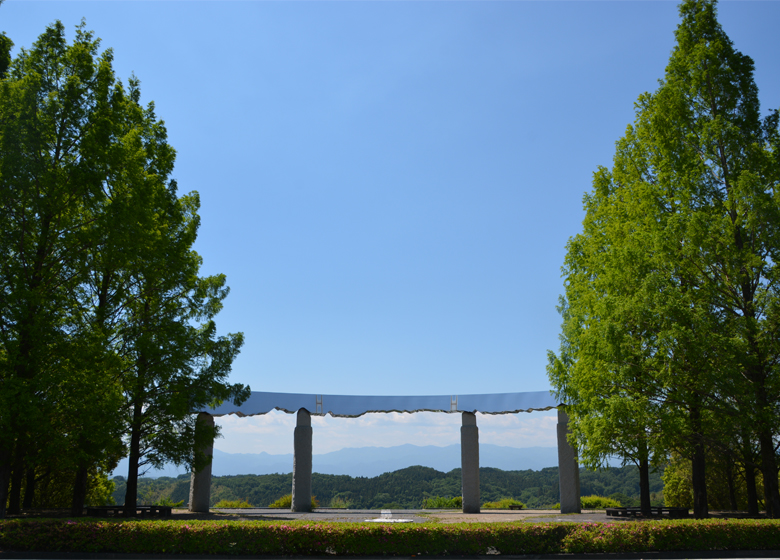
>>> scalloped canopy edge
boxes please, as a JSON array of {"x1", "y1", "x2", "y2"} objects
[{"x1": 204, "y1": 391, "x2": 560, "y2": 418}]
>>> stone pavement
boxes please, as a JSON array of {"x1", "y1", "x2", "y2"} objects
[
  {"x1": 425, "y1": 508, "x2": 630, "y2": 523},
  {"x1": 191, "y1": 507, "x2": 627, "y2": 523}
]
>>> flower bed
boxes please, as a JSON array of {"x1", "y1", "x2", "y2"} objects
[{"x1": 1, "y1": 519, "x2": 780, "y2": 555}]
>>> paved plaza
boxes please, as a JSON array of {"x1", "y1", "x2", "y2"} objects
[{"x1": 185, "y1": 507, "x2": 629, "y2": 524}]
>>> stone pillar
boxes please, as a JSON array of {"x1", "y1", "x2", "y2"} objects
[
  {"x1": 557, "y1": 407, "x2": 581, "y2": 513},
  {"x1": 292, "y1": 408, "x2": 313, "y2": 512},
  {"x1": 189, "y1": 412, "x2": 214, "y2": 512},
  {"x1": 461, "y1": 411, "x2": 480, "y2": 513}
]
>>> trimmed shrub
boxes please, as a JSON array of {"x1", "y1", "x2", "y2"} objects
[
  {"x1": 269, "y1": 494, "x2": 319, "y2": 509},
  {"x1": 269, "y1": 494, "x2": 291, "y2": 508},
  {"x1": 152, "y1": 497, "x2": 184, "y2": 507},
  {"x1": 482, "y1": 498, "x2": 525, "y2": 509},
  {"x1": 422, "y1": 496, "x2": 462, "y2": 509},
  {"x1": 581, "y1": 495, "x2": 622, "y2": 509},
  {"x1": 213, "y1": 499, "x2": 253, "y2": 508},
  {"x1": 3, "y1": 519, "x2": 780, "y2": 555},
  {"x1": 329, "y1": 496, "x2": 354, "y2": 509}
]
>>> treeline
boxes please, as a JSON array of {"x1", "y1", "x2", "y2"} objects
[
  {"x1": 547, "y1": 0, "x2": 780, "y2": 518},
  {"x1": 0, "y1": 23, "x2": 247, "y2": 517},
  {"x1": 112, "y1": 465, "x2": 663, "y2": 510}
]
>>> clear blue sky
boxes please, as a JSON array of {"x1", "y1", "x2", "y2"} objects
[{"x1": 3, "y1": 1, "x2": 779, "y2": 458}]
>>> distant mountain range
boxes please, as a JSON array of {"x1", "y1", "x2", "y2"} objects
[{"x1": 114, "y1": 444, "x2": 563, "y2": 479}]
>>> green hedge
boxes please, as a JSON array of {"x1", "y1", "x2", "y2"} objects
[
  {"x1": 580, "y1": 495, "x2": 622, "y2": 509},
  {"x1": 482, "y1": 498, "x2": 525, "y2": 509},
  {"x1": 2, "y1": 519, "x2": 780, "y2": 555},
  {"x1": 421, "y1": 496, "x2": 461, "y2": 509}
]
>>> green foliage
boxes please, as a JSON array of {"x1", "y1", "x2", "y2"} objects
[
  {"x1": 580, "y1": 495, "x2": 621, "y2": 509},
  {"x1": 329, "y1": 495, "x2": 355, "y2": 509},
  {"x1": 547, "y1": 0, "x2": 780, "y2": 516},
  {"x1": 0, "y1": 32, "x2": 12, "y2": 78},
  {"x1": 116, "y1": 465, "x2": 662, "y2": 511},
  {"x1": 114, "y1": 79, "x2": 250, "y2": 508},
  {"x1": 4, "y1": 519, "x2": 780, "y2": 555},
  {"x1": 7, "y1": 467, "x2": 116, "y2": 509},
  {"x1": 661, "y1": 455, "x2": 694, "y2": 509},
  {"x1": 0, "y1": 18, "x2": 129, "y2": 516},
  {"x1": 153, "y1": 497, "x2": 185, "y2": 508},
  {"x1": 0, "y1": 19, "x2": 247, "y2": 517},
  {"x1": 269, "y1": 494, "x2": 292, "y2": 508},
  {"x1": 87, "y1": 473, "x2": 117, "y2": 507},
  {"x1": 213, "y1": 499, "x2": 252, "y2": 508},
  {"x1": 482, "y1": 498, "x2": 524, "y2": 509},
  {"x1": 661, "y1": 446, "x2": 768, "y2": 512},
  {"x1": 422, "y1": 496, "x2": 462, "y2": 509},
  {"x1": 111, "y1": 475, "x2": 191, "y2": 507},
  {"x1": 268, "y1": 494, "x2": 319, "y2": 509}
]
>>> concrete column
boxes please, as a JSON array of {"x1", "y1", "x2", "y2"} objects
[
  {"x1": 291, "y1": 408, "x2": 313, "y2": 512},
  {"x1": 461, "y1": 411, "x2": 480, "y2": 513},
  {"x1": 557, "y1": 407, "x2": 581, "y2": 513},
  {"x1": 189, "y1": 412, "x2": 214, "y2": 512}
]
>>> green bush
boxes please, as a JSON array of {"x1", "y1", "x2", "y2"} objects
[
  {"x1": 482, "y1": 498, "x2": 525, "y2": 509},
  {"x1": 329, "y1": 496, "x2": 354, "y2": 509},
  {"x1": 581, "y1": 495, "x2": 622, "y2": 509},
  {"x1": 269, "y1": 494, "x2": 292, "y2": 508},
  {"x1": 213, "y1": 499, "x2": 253, "y2": 508},
  {"x1": 422, "y1": 496, "x2": 462, "y2": 509},
  {"x1": 3, "y1": 519, "x2": 780, "y2": 555},
  {"x1": 153, "y1": 497, "x2": 185, "y2": 507},
  {"x1": 663, "y1": 456, "x2": 694, "y2": 508},
  {"x1": 269, "y1": 494, "x2": 319, "y2": 509}
]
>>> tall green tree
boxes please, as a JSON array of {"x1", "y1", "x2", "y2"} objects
[
  {"x1": 548, "y1": 0, "x2": 780, "y2": 518},
  {"x1": 117, "y1": 181, "x2": 250, "y2": 511},
  {"x1": 0, "y1": 21, "x2": 249, "y2": 518},
  {"x1": 0, "y1": 33, "x2": 11, "y2": 79},
  {"x1": 547, "y1": 163, "x2": 670, "y2": 517},
  {"x1": 102, "y1": 79, "x2": 250, "y2": 513},
  {"x1": 0, "y1": 21, "x2": 122, "y2": 517}
]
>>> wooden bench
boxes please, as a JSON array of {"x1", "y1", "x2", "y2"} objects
[
  {"x1": 605, "y1": 507, "x2": 688, "y2": 518},
  {"x1": 86, "y1": 505, "x2": 173, "y2": 518},
  {"x1": 508, "y1": 504, "x2": 524, "y2": 510}
]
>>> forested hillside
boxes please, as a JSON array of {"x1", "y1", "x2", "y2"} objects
[{"x1": 112, "y1": 465, "x2": 663, "y2": 509}]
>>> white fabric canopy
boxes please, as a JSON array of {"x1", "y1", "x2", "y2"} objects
[{"x1": 206, "y1": 390, "x2": 559, "y2": 418}]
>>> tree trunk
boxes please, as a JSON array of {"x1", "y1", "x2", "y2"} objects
[
  {"x1": 0, "y1": 450, "x2": 11, "y2": 519},
  {"x1": 7, "y1": 470, "x2": 23, "y2": 514},
  {"x1": 758, "y1": 430, "x2": 780, "y2": 518},
  {"x1": 639, "y1": 453, "x2": 652, "y2": 516},
  {"x1": 752, "y1": 358, "x2": 780, "y2": 517},
  {"x1": 22, "y1": 467, "x2": 36, "y2": 509},
  {"x1": 124, "y1": 403, "x2": 144, "y2": 516},
  {"x1": 752, "y1": 369, "x2": 780, "y2": 517},
  {"x1": 725, "y1": 458, "x2": 738, "y2": 511},
  {"x1": 745, "y1": 462, "x2": 759, "y2": 516},
  {"x1": 743, "y1": 305, "x2": 780, "y2": 517},
  {"x1": 742, "y1": 431, "x2": 760, "y2": 516},
  {"x1": 7, "y1": 440, "x2": 27, "y2": 514},
  {"x1": 691, "y1": 446, "x2": 708, "y2": 518},
  {"x1": 71, "y1": 464, "x2": 89, "y2": 516},
  {"x1": 690, "y1": 407, "x2": 708, "y2": 518}
]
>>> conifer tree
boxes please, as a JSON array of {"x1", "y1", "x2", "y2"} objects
[
  {"x1": 0, "y1": 21, "x2": 249, "y2": 517},
  {"x1": 549, "y1": 0, "x2": 780, "y2": 517}
]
